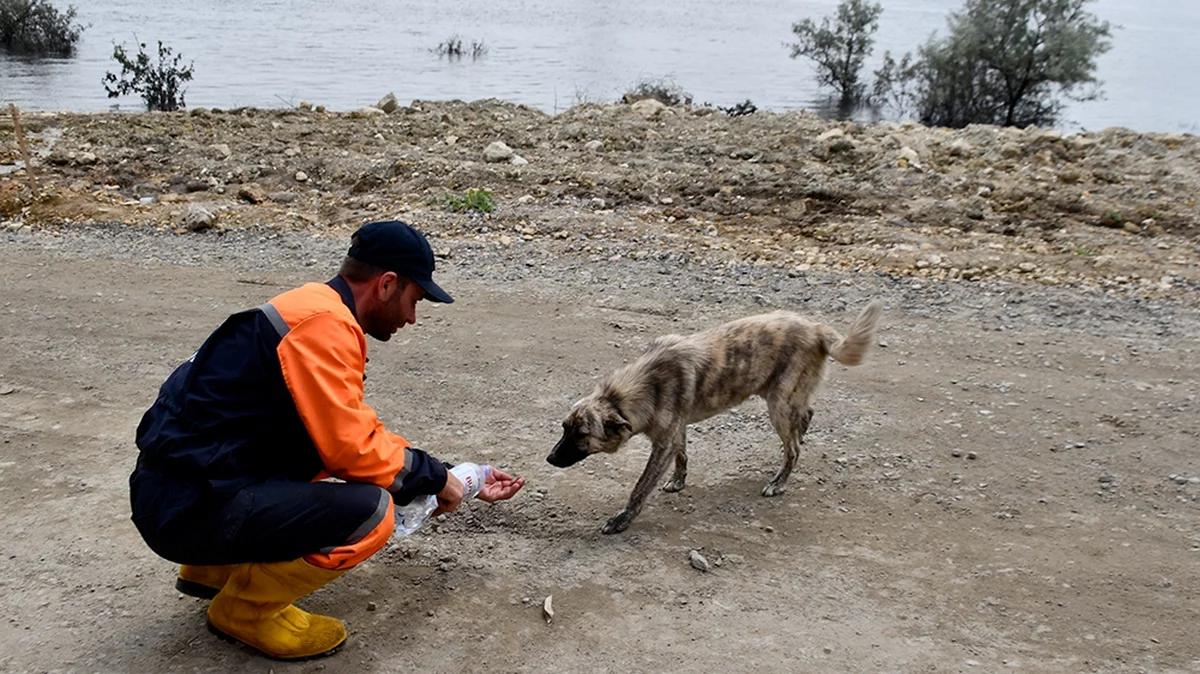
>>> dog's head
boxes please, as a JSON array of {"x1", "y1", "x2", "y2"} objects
[{"x1": 546, "y1": 395, "x2": 633, "y2": 468}]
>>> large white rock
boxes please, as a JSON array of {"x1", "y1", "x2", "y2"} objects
[{"x1": 484, "y1": 141, "x2": 515, "y2": 162}]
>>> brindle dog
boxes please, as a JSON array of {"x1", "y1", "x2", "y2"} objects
[{"x1": 547, "y1": 301, "x2": 882, "y2": 534}]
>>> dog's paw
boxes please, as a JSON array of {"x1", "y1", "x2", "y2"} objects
[
  {"x1": 601, "y1": 511, "x2": 633, "y2": 534},
  {"x1": 661, "y1": 477, "x2": 686, "y2": 493},
  {"x1": 761, "y1": 483, "x2": 786, "y2": 497}
]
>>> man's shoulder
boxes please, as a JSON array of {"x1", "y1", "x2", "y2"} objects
[{"x1": 269, "y1": 283, "x2": 357, "y2": 332}]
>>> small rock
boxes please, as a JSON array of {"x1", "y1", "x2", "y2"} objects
[
  {"x1": 351, "y1": 106, "x2": 387, "y2": 118},
  {"x1": 237, "y1": 185, "x2": 267, "y2": 204},
  {"x1": 517, "y1": 194, "x2": 536, "y2": 205},
  {"x1": 897, "y1": 146, "x2": 922, "y2": 168},
  {"x1": 966, "y1": 451, "x2": 977, "y2": 460},
  {"x1": 76, "y1": 151, "x2": 98, "y2": 166},
  {"x1": 376, "y1": 92, "x2": 399, "y2": 113},
  {"x1": 0, "y1": 385, "x2": 15, "y2": 395},
  {"x1": 510, "y1": 155, "x2": 529, "y2": 166},
  {"x1": 951, "y1": 449, "x2": 963, "y2": 458},
  {"x1": 584, "y1": 140, "x2": 604, "y2": 152},
  {"x1": 947, "y1": 138, "x2": 973, "y2": 157},
  {"x1": 298, "y1": 100, "x2": 313, "y2": 111},
  {"x1": 210, "y1": 143, "x2": 232, "y2": 160},
  {"x1": 590, "y1": 197, "x2": 607, "y2": 210},
  {"x1": 631, "y1": 98, "x2": 668, "y2": 118},
  {"x1": 268, "y1": 191, "x2": 298, "y2": 204},
  {"x1": 182, "y1": 205, "x2": 215, "y2": 232},
  {"x1": 542, "y1": 595, "x2": 554, "y2": 624},
  {"x1": 688, "y1": 550, "x2": 710, "y2": 572},
  {"x1": 484, "y1": 141, "x2": 515, "y2": 163},
  {"x1": 294, "y1": 171, "x2": 309, "y2": 183},
  {"x1": 366, "y1": 601, "x2": 377, "y2": 611}
]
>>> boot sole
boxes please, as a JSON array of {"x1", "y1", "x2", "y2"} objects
[
  {"x1": 175, "y1": 577, "x2": 220, "y2": 600},
  {"x1": 206, "y1": 620, "x2": 346, "y2": 661}
]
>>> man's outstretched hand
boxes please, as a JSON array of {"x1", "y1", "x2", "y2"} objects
[{"x1": 479, "y1": 467, "x2": 525, "y2": 503}]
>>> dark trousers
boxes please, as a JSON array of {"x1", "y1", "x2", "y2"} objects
[{"x1": 130, "y1": 464, "x2": 390, "y2": 566}]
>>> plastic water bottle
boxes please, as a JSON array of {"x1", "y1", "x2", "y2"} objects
[{"x1": 394, "y1": 463, "x2": 492, "y2": 536}]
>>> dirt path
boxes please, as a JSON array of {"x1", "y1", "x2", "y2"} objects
[{"x1": 0, "y1": 226, "x2": 1197, "y2": 673}]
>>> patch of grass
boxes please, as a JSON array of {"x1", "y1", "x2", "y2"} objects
[
  {"x1": 431, "y1": 35, "x2": 487, "y2": 60},
  {"x1": 718, "y1": 99, "x2": 758, "y2": 117},
  {"x1": 445, "y1": 188, "x2": 495, "y2": 213},
  {"x1": 1074, "y1": 246, "x2": 1098, "y2": 257},
  {"x1": 1098, "y1": 210, "x2": 1124, "y2": 228}
]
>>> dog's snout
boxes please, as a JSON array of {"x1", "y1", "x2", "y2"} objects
[{"x1": 547, "y1": 435, "x2": 585, "y2": 468}]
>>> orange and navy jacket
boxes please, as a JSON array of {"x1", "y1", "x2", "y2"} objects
[{"x1": 134, "y1": 276, "x2": 447, "y2": 513}]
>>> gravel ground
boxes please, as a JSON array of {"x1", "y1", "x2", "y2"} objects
[{"x1": 1, "y1": 221, "x2": 1197, "y2": 672}]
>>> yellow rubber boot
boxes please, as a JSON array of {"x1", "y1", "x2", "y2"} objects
[
  {"x1": 206, "y1": 559, "x2": 347, "y2": 660},
  {"x1": 176, "y1": 564, "x2": 236, "y2": 599}
]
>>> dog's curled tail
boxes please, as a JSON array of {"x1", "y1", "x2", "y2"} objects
[{"x1": 822, "y1": 300, "x2": 882, "y2": 366}]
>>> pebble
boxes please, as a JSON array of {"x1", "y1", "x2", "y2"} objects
[{"x1": 689, "y1": 550, "x2": 710, "y2": 572}]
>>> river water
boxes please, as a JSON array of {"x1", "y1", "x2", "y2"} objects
[{"x1": 1, "y1": 0, "x2": 1196, "y2": 132}]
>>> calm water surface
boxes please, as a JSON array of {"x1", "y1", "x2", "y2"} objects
[{"x1": 1, "y1": 0, "x2": 1197, "y2": 132}]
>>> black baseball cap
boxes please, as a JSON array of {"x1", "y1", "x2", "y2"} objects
[{"x1": 347, "y1": 220, "x2": 454, "y2": 303}]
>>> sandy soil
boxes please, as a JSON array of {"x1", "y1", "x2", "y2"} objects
[{"x1": 0, "y1": 219, "x2": 1197, "y2": 673}]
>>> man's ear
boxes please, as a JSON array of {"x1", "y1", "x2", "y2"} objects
[{"x1": 378, "y1": 271, "x2": 400, "y2": 300}]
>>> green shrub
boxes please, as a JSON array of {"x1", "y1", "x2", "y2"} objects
[
  {"x1": 446, "y1": 188, "x2": 495, "y2": 213},
  {"x1": 0, "y1": 0, "x2": 82, "y2": 56},
  {"x1": 102, "y1": 40, "x2": 195, "y2": 111},
  {"x1": 621, "y1": 78, "x2": 692, "y2": 106},
  {"x1": 432, "y1": 35, "x2": 487, "y2": 60},
  {"x1": 874, "y1": 0, "x2": 1112, "y2": 128},
  {"x1": 788, "y1": 0, "x2": 882, "y2": 108}
]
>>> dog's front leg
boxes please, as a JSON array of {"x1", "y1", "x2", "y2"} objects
[
  {"x1": 602, "y1": 433, "x2": 678, "y2": 534},
  {"x1": 661, "y1": 429, "x2": 688, "y2": 493}
]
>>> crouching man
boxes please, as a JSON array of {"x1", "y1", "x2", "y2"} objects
[{"x1": 130, "y1": 220, "x2": 524, "y2": 660}]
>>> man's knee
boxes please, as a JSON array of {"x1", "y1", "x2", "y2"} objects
[{"x1": 305, "y1": 486, "x2": 394, "y2": 570}]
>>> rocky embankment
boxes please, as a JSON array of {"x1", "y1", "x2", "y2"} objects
[{"x1": 2, "y1": 98, "x2": 1197, "y2": 299}]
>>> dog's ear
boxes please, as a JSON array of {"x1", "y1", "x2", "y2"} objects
[{"x1": 603, "y1": 410, "x2": 632, "y2": 438}]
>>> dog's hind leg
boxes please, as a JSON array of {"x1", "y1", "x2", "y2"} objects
[
  {"x1": 661, "y1": 431, "x2": 688, "y2": 493},
  {"x1": 762, "y1": 406, "x2": 813, "y2": 497},
  {"x1": 603, "y1": 428, "x2": 683, "y2": 534}
]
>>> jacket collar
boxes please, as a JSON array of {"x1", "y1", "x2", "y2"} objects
[{"x1": 326, "y1": 275, "x2": 357, "y2": 317}]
